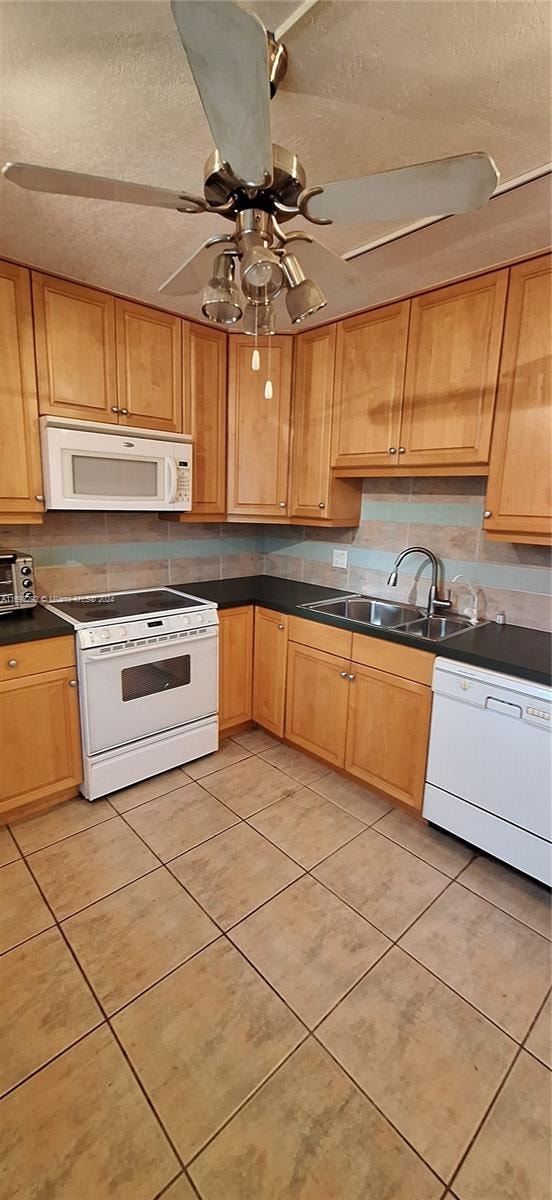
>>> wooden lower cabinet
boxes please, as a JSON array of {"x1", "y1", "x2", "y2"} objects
[
  {"x1": 218, "y1": 606, "x2": 253, "y2": 733},
  {"x1": 0, "y1": 638, "x2": 82, "y2": 821},
  {"x1": 344, "y1": 663, "x2": 432, "y2": 810},
  {"x1": 252, "y1": 607, "x2": 288, "y2": 737},
  {"x1": 285, "y1": 640, "x2": 350, "y2": 768}
]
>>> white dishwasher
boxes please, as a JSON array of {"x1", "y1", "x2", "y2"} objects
[{"x1": 423, "y1": 658, "x2": 552, "y2": 885}]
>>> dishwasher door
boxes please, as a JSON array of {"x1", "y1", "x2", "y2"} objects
[{"x1": 424, "y1": 659, "x2": 551, "y2": 883}]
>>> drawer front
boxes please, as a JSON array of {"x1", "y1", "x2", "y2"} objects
[
  {"x1": 288, "y1": 614, "x2": 352, "y2": 659},
  {"x1": 351, "y1": 633, "x2": 434, "y2": 685},
  {"x1": 0, "y1": 635, "x2": 76, "y2": 682}
]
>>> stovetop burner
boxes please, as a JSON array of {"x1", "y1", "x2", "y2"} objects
[{"x1": 46, "y1": 588, "x2": 206, "y2": 626}]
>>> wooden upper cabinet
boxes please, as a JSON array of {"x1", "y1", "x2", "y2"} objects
[
  {"x1": 32, "y1": 273, "x2": 117, "y2": 422},
  {"x1": 227, "y1": 335, "x2": 293, "y2": 516},
  {"x1": 331, "y1": 301, "x2": 410, "y2": 470},
  {"x1": 0, "y1": 262, "x2": 44, "y2": 521},
  {"x1": 290, "y1": 323, "x2": 361, "y2": 523},
  {"x1": 484, "y1": 254, "x2": 552, "y2": 543},
  {"x1": 182, "y1": 321, "x2": 227, "y2": 516},
  {"x1": 116, "y1": 299, "x2": 182, "y2": 432},
  {"x1": 400, "y1": 270, "x2": 508, "y2": 467}
]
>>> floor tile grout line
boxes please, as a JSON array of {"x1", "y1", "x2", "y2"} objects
[
  {"x1": 370, "y1": 822, "x2": 477, "y2": 879},
  {"x1": 445, "y1": 1041, "x2": 527, "y2": 1194},
  {"x1": 0, "y1": 1017, "x2": 107, "y2": 1104},
  {"x1": 7, "y1": 807, "x2": 118, "y2": 857},
  {"x1": 520, "y1": 983, "x2": 552, "y2": 1056},
  {"x1": 0, "y1": 920, "x2": 58, "y2": 961},
  {"x1": 106, "y1": 933, "x2": 226, "y2": 1021},
  {"x1": 241, "y1": 810, "x2": 373, "y2": 875},
  {"x1": 453, "y1": 877, "x2": 552, "y2": 942}
]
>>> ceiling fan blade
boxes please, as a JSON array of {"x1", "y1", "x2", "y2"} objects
[
  {"x1": 158, "y1": 237, "x2": 236, "y2": 297},
  {"x1": 293, "y1": 237, "x2": 365, "y2": 288},
  {"x1": 305, "y1": 153, "x2": 500, "y2": 225},
  {"x1": 170, "y1": 0, "x2": 272, "y2": 188},
  {"x1": 2, "y1": 162, "x2": 205, "y2": 211},
  {"x1": 273, "y1": 0, "x2": 321, "y2": 43}
]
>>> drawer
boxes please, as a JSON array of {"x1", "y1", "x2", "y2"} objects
[
  {"x1": 351, "y1": 633, "x2": 434, "y2": 686},
  {"x1": 288, "y1": 614, "x2": 352, "y2": 659},
  {"x1": 0, "y1": 636, "x2": 76, "y2": 682}
]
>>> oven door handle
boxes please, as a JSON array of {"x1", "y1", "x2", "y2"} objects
[
  {"x1": 166, "y1": 457, "x2": 178, "y2": 504},
  {"x1": 83, "y1": 630, "x2": 217, "y2": 660}
]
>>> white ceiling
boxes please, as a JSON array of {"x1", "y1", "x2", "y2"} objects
[{"x1": 1, "y1": 0, "x2": 551, "y2": 330}]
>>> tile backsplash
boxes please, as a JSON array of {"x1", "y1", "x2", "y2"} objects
[{"x1": 1, "y1": 478, "x2": 550, "y2": 632}]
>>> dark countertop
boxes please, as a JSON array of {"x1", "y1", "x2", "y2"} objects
[
  {"x1": 175, "y1": 575, "x2": 552, "y2": 687},
  {"x1": 2, "y1": 576, "x2": 549, "y2": 686},
  {"x1": 0, "y1": 604, "x2": 73, "y2": 647}
]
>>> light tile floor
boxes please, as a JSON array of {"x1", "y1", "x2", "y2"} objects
[{"x1": 1, "y1": 734, "x2": 550, "y2": 1199}]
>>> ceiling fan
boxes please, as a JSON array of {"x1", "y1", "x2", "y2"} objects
[{"x1": 2, "y1": 0, "x2": 500, "y2": 330}]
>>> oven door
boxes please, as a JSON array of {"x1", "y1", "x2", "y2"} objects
[{"x1": 79, "y1": 629, "x2": 218, "y2": 755}]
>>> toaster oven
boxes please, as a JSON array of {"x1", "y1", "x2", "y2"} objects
[{"x1": 0, "y1": 552, "x2": 37, "y2": 613}]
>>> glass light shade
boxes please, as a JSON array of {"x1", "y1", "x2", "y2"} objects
[
  {"x1": 242, "y1": 301, "x2": 276, "y2": 336},
  {"x1": 202, "y1": 254, "x2": 242, "y2": 325},
  {"x1": 241, "y1": 246, "x2": 284, "y2": 301},
  {"x1": 285, "y1": 277, "x2": 326, "y2": 323}
]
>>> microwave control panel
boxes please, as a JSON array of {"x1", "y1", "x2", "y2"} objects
[{"x1": 176, "y1": 459, "x2": 192, "y2": 507}]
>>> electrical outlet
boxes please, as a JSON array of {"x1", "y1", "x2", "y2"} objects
[{"x1": 332, "y1": 548, "x2": 348, "y2": 569}]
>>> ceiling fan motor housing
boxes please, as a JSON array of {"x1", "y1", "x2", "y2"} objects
[{"x1": 203, "y1": 145, "x2": 307, "y2": 218}]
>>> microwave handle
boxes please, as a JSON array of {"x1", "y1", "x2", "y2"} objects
[{"x1": 166, "y1": 457, "x2": 178, "y2": 504}]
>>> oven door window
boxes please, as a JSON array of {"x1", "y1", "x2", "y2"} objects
[
  {"x1": 71, "y1": 453, "x2": 160, "y2": 499},
  {"x1": 121, "y1": 653, "x2": 191, "y2": 701},
  {"x1": 0, "y1": 565, "x2": 14, "y2": 607}
]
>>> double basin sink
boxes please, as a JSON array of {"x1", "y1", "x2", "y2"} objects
[{"x1": 302, "y1": 595, "x2": 478, "y2": 641}]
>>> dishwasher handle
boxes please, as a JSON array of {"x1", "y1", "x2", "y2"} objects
[{"x1": 485, "y1": 696, "x2": 523, "y2": 719}]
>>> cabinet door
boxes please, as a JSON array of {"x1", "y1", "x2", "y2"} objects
[
  {"x1": 116, "y1": 299, "x2": 182, "y2": 432},
  {"x1": 0, "y1": 667, "x2": 82, "y2": 818},
  {"x1": 0, "y1": 261, "x2": 44, "y2": 520},
  {"x1": 218, "y1": 606, "x2": 253, "y2": 732},
  {"x1": 345, "y1": 663, "x2": 431, "y2": 810},
  {"x1": 252, "y1": 607, "x2": 288, "y2": 737},
  {"x1": 32, "y1": 273, "x2": 117, "y2": 422},
  {"x1": 484, "y1": 255, "x2": 552, "y2": 543},
  {"x1": 183, "y1": 321, "x2": 227, "y2": 515},
  {"x1": 285, "y1": 641, "x2": 349, "y2": 767},
  {"x1": 400, "y1": 271, "x2": 508, "y2": 467},
  {"x1": 331, "y1": 302, "x2": 410, "y2": 470},
  {"x1": 227, "y1": 336, "x2": 293, "y2": 516},
  {"x1": 290, "y1": 324, "x2": 336, "y2": 517}
]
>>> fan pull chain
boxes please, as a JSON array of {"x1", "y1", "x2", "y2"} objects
[
  {"x1": 264, "y1": 327, "x2": 273, "y2": 399},
  {"x1": 251, "y1": 304, "x2": 260, "y2": 371}
]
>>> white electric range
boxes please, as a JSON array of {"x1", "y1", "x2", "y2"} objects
[{"x1": 44, "y1": 588, "x2": 218, "y2": 800}]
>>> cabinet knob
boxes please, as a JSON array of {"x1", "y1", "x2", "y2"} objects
[
  {"x1": 120, "y1": 408, "x2": 129, "y2": 416},
  {"x1": 483, "y1": 510, "x2": 492, "y2": 519},
  {"x1": 398, "y1": 447, "x2": 406, "y2": 454},
  {"x1": 339, "y1": 670, "x2": 348, "y2": 679},
  {"x1": 111, "y1": 406, "x2": 120, "y2": 413},
  {"x1": 7, "y1": 659, "x2": 17, "y2": 668},
  {"x1": 277, "y1": 623, "x2": 284, "y2": 630},
  {"x1": 388, "y1": 447, "x2": 397, "y2": 455},
  {"x1": 348, "y1": 673, "x2": 356, "y2": 682},
  {"x1": 279, "y1": 501, "x2": 286, "y2": 508},
  {"x1": 69, "y1": 679, "x2": 78, "y2": 688},
  {"x1": 318, "y1": 502, "x2": 326, "y2": 509},
  {"x1": 35, "y1": 494, "x2": 44, "y2": 502}
]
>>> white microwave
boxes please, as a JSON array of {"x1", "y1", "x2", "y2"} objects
[{"x1": 40, "y1": 417, "x2": 192, "y2": 511}]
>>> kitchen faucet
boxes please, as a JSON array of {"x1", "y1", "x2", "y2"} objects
[{"x1": 387, "y1": 546, "x2": 452, "y2": 618}]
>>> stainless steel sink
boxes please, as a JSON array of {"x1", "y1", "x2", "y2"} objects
[
  {"x1": 302, "y1": 595, "x2": 424, "y2": 627},
  {"x1": 393, "y1": 614, "x2": 477, "y2": 640}
]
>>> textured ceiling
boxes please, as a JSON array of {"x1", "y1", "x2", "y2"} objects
[{"x1": 1, "y1": 0, "x2": 551, "y2": 331}]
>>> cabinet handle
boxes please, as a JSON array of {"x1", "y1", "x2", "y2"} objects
[
  {"x1": 483, "y1": 510, "x2": 492, "y2": 519},
  {"x1": 35, "y1": 494, "x2": 44, "y2": 502},
  {"x1": 339, "y1": 670, "x2": 348, "y2": 678},
  {"x1": 111, "y1": 406, "x2": 120, "y2": 413},
  {"x1": 120, "y1": 408, "x2": 129, "y2": 416},
  {"x1": 318, "y1": 502, "x2": 326, "y2": 509},
  {"x1": 69, "y1": 679, "x2": 78, "y2": 688},
  {"x1": 7, "y1": 659, "x2": 17, "y2": 668},
  {"x1": 398, "y1": 447, "x2": 406, "y2": 454},
  {"x1": 348, "y1": 673, "x2": 356, "y2": 681},
  {"x1": 277, "y1": 623, "x2": 284, "y2": 630},
  {"x1": 279, "y1": 501, "x2": 286, "y2": 508},
  {"x1": 388, "y1": 447, "x2": 397, "y2": 455}
]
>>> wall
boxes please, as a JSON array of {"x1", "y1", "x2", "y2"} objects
[
  {"x1": 2, "y1": 481, "x2": 550, "y2": 632},
  {"x1": 263, "y1": 478, "x2": 552, "y2": 633},
  {"x1": 0, "y1": 513, "x2": 264, "y2": 601}
]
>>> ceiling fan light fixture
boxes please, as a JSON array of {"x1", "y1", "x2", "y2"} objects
[
  {"x1": 201, "y1": 253, "x2": 242, "y2": 324},
  {"x1": 241, "y1": 245, "x2": 284, "y2": 300},
  {"x1": 243, "y1": 301, "x2": 276, "y2": 336},
  {"x1": 281, "y1": 252, "x2": 326, "y2": 323}
]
